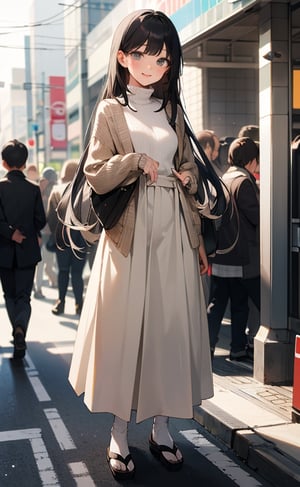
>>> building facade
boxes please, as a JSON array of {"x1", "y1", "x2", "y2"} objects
[
  {"x1": 64, "y1": 0, "x2": 119, "y2": 158},
  {"x1": 0, "y1": 68, "x2": 27, "y2": 145},
  {"x1": 25, "y1": 1, "x2": 67, "y2": 168}
]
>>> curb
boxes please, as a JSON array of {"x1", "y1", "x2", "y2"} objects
[{"x1": 194, "y1": 404, "x2": 300, "y2": 487}]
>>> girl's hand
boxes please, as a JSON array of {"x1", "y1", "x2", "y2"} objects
[
  {"x1": 142, "y1": 156, "x2": 159, "y2": 183},
  {"x1": 172, "y1": 168, "x2": 191, "y2": 188},
  {"x1": 199, "y1": 238, "x2": 208, "y2": 275}
]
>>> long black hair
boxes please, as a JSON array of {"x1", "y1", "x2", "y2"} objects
[
  {"x1": 102, "y1": 10, "x2": 182, "y2": 126},
  {"x1": 90, "y1": 9, "x2": 226, "y2": 216}
]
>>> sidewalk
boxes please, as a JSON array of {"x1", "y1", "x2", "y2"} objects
[{"x1": 194, "y1": 320, "x2": 300, "y2": 487}]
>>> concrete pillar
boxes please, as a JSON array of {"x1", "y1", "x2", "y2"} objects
[{"x1": 254, "y1": 1, "x2": 294, "y2": 384}]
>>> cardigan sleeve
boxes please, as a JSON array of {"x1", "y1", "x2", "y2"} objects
[{"x1": 84, "y1": 100, "x2": 142, "y2": 195}]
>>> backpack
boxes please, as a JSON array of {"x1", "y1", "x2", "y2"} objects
[
  {"x1": 207, "y1": 169, "x2": 260, "y2": 258},
  {"x1": 201, "y1": 184, "x2": 239, "y2": 257}
]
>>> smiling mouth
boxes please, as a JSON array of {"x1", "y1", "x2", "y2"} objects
[{"x1": 142, "y1": 73, "x2": 152, "y2": 77}]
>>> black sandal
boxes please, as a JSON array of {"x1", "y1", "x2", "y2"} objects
[
  {"x1": 106, "y1": 447, "x2": 135, "y2": 480},
  {"x1": 149, "y1": 435, "x2": 183, "y2": 471}
]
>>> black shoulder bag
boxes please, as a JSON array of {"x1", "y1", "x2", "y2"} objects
[{"x1": 56, "y1": 143, "x2": 137, "y2": 250}]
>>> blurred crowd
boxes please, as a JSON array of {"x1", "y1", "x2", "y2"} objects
[{"x1": 25, "y1": 160, "x2": 92, "y2": 317}]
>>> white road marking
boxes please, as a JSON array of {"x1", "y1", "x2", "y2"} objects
[
  {"x1": 0, "y1": 428, "x2": 59, "y2": 486},
  {"x1": 0, "y1": 350, "x2": 95, "y2": 485},
  {"x1": 0, "y1": 428, "x2": 41, "y2": 442},
  {"x1": 44, "y1": 408, "x2": 76, "y2": 450},
  {"x1": 47, "y1": 345, "x2": 74, "y2": 355},
  {"x1": 24, "y1": 353, "x2": 51, "y2": 402},
  {"x1": 25, "y1": 352, "x2": 36, "y2": 371},
  {"x1": 68, "y1": 462, "x2": 96, "y2": 486},
  {"x1": 0, "y1": 352, "x2": 12, "y2": 360},
  {"x1": 30, "y1": 436, "x2": 60, "y2": 486},
  {"x1": 180, "y1": 429, "x2": 263, "y2": 487},
  {"x1": 27, "y1": 374, "x2": 52, "y2": 402}
]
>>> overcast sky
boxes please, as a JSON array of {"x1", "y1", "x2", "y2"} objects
[{"x1": 0, "y1": 1, "x2": 31, "y2": 87}]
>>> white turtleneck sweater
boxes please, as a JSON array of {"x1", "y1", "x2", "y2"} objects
[{"x1": 122, "y1": 85, "x2": 178, "y2": 176}]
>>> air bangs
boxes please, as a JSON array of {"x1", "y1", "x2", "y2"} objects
[{"x1": 121, "y1": 14, "x2": 172, "y2": 60}]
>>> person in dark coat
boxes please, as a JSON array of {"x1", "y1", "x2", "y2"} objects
[
  {"x1": 0, "y1": 139, "x2": 46, "y2": 359},
  {"x1": 208, "y1": 137, "x2": 260, "y2": 362}
]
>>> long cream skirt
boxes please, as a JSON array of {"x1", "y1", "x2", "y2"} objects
[{"x1": 69, "y1": 176, "x2": 213, "y2": 422}]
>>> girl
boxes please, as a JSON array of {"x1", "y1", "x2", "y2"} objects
[{"x1": 69, "y1": 9, "x2": 216, "y2": 480}]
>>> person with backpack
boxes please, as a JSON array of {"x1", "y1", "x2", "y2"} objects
[
  {"x1": 208, "y1": 137, "x2": 260, "y2": 362},
  {"x1": 67, "y1": 10, "x2": 225, "y2": 480}
]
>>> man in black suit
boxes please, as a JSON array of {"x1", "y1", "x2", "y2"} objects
[{"x1": 0, "y1": 140, "x2": 46, "y2": 359}]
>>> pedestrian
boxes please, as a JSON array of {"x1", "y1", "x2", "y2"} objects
[
  {"x1": 47, "y1": 160, "x2": 87, "y2": 316},
  {"x1": 0, "y1": 139, "x2": 46, "y2": 359},
  {"x1": 34, "y1": 167, "x2": 58, "y2": 299},
  {"x1": 238, "y1": 125, "x2": 260, "y2": 181},
  {"x1": 237, "y1": 124, "x2": 260, "y2": 352},
  {"x1": 68, "y1": 9, "x2": 215, "y2": 480},
  {"x1": 217, "y1": 136, "x2": 235, "y2": 176},
  {"x1": 208, "y1": 137, "x2": 260, "y2": 362},
  {"x1": 238, "y1": 124, "x2": 259, "y2": 142},
  {"x1": 25, "y1": 162, "x2": 39, "y2": 182},
  {"x1": 196, "y1": 129, "x2": 222, "y2": 174}
]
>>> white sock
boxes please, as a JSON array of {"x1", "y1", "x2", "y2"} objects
[
  {"x1": 109, "y1": 416, "x2": 129, "y2": 457},
  {"x1": 152, "y1": 416, "x2": 173, "y2": 448},
  {"x1": 152, "y1": 416, "x2": 183, "y2": 462},
  {"x1": 109, "y1": 416, "x2": 134, "y2": 472}
]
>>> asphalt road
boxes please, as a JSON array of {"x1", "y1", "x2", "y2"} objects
[{"x1": 0, "y1": 279, "x2": 272, "y2": 487}]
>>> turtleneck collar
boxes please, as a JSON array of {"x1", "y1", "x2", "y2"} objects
[{"x1": 126, "y1": 85, "x2": 155, "y2": 107}]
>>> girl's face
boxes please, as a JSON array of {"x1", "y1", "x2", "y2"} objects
[{"x1": 117, "y1": 44, "x2": 170, "y2": 88}]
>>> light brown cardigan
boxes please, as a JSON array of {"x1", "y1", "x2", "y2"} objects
[{"x1": 84, "y1": 98, "x2": 201, "y2": 256}]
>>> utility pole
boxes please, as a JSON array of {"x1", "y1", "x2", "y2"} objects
[{"x1": 41, "y1": 72, "x2": 50, "y2": 164}]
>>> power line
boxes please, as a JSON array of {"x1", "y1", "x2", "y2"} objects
[
  {"x1": 36, "y1": 35, "x2": 83, "y2": 42},
  {"x1": 0, "y1": 43, "x2": 87, "y2": 52},
  {"x1": 0, "y1": 3, "x2": 77, "y2": 31},
  {"x1": 0, "y1": 0, "x2": 110, "y2": 31}
]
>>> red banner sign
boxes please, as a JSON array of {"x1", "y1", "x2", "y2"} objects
[{"x1": 49, "y1": 76, "x2": 67, "y2": 150}]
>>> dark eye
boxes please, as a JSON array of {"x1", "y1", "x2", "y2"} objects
[
  {"x1": 129, "y1": 51, "x2": 143, "y2": 60},
  {"x1": 156, "y1": 57, "x2": 170, "y2": 67}
]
